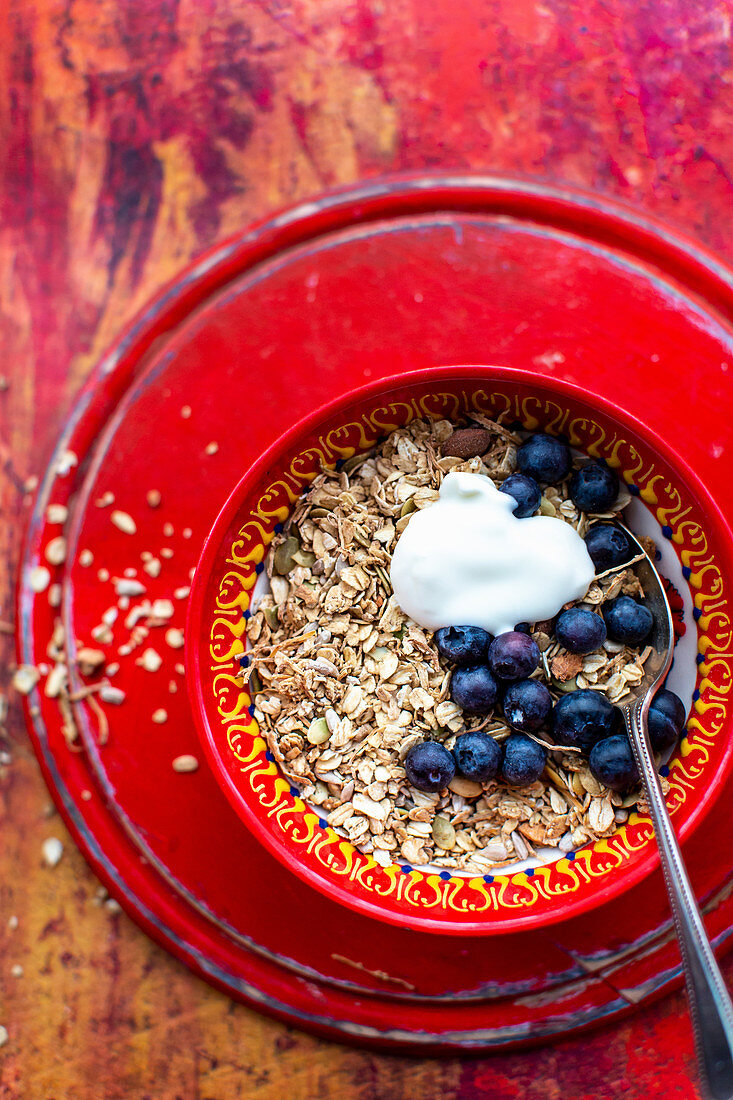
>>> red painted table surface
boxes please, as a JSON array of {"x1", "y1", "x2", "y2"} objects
[{"x1": 3, "y1": 2, "x2": 733, "y2": 1097}]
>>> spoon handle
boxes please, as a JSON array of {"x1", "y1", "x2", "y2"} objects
[{"x1": 626, "y1": 701, "x2": 733, "y2": 1100}]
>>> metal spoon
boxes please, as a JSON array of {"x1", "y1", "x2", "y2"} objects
[{"x1": 618, "y1": 524, "x2": 733, "y2": 1099}]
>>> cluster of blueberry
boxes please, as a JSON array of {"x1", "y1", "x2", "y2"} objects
[{"x1": 403, "y1": 433, "x2": 687, "y2": 799}]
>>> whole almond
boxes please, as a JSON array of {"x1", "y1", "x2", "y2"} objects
[{"x1": 441, "y1": 428, "x2": 492, "y2": 459}]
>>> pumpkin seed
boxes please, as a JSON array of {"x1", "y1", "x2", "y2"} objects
[
  {"x1": 307, "y1": 717, "x2": 330, "y2": 745},
  {"x1": 263, "y1": 606, "x2": 279, "y2": 629},
  {"x1": 539, "y1": 496, "x2": 557, "y2": 517},
  {"x1": 291, "y1": 548, "x2": 316, "y2": 568},
  {"x1": 400, "y1": 498, "x2": 417, "y2": 518},
  {"x1": 273, "y1": 536, "x2": 300, "y2": 575},
  {"x1": 432, "y1": 816, "x2": 456, "y2": 850}
]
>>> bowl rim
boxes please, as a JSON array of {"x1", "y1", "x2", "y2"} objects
[{"x1": 187, "y1": 363, "x2": 733, "y2": 935}]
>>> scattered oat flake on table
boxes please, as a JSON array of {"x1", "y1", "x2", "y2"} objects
[
  {"x1": 174, "y1": 586, "x2": 190, "y2": 600},
  {"x1": 181, "y1": 405, "x2": 192, "y2": 419},
  {"x1": 146, "y1": 489, "x2": 161, "y2": 508},
  {"x1": 163, "y1": 522, "x2": 174, "y2": 537},
  {"x1": 152, "y1": 708, "x2": 168, "y2": 724},
  {"x1": 55, "y1": 449, "x2": 78, "y2": 476},
  {"x1": 99, "y1": 685, "x2": 126, "y2": 705},
  {"x1": 160, "y1": 547, "x2": 174, "y2": 559},
  {"x1": 182, "y1": 527, "x2": 192, "y2": 539},
  {"x1": 205, "y1": 441, "x2": 219, "y2": 455},
  {"x1": 172, "y1": 754, "x2": 198, "y2": 773},
  {"x1": 150, "y1": 598, "x2": 174, "y2": 620},
  {"x1": 165, "y1": 628, "x2": 185, "y2": 649},
  {"x1": 143, "y1": 557, "x2": 161, "y2": 578},
  {"x1": 48, "y1": 584, "x2": 62, "y2": 607},
  {"x1": 29, "y1": 566, "x2": 51, "y2": 592},
  {"x1": 46, "y1": 503, "x2": 68, "y2": 524},
  {"x1": 111, "y1": 510, "x2": 137, "y2": 535},
  {"x1": 95, "y1": 491, "x2": 115, "y2": 507},
  {"x1": 12, "y1": 666, "x2": 40, "y2": 695},
  {"x1": 42, "y1": 837, "x2": 64, "y2": 867},
  {"x1": 136, "y1": 648, "x2": 162, "y2": 672},
  {"x1": 44, "y1": 536, "x2": 67, "y2": 565},
  {"x1": 115, "y1": 578, "x2": 146, "y2": 597}
]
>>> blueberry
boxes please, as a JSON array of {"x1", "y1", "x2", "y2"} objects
[
  {"x1": 514, "y1": 622, "x2": 531, "y2": 635},
  {"x1": 569, "y1": 462, "x2": 620, "y2": 513},
  {"x1": 488, "y1": 631, "x2": 541, "y2": 680},
  {"x1": 555, "y1": 608, "x2": 607, "y2": 654},
  {"x1": 583, "y1": 524, "x2": 632, "y2": 572},
  {"x1": 648, "y1": 688, "x2": 687, "y2": 754},
  {"x1": 652, "y1": 688, "x2": 686, "y2": 731},
  {"x1": 435, "y1": 625, "x2": 492, "y2": 666},
  {"x1": 589, "y1": 735, "x2": 639, "y2": 791},
  {"x1": 517, "y1": 433, "x2": 571, "y2": 485},
  {"x1": 404, "y1": 741, "x2": 456, "y2": 792},
  {"x1": 503, "y1": 679, "x2": 553, "y2": 732},
  {"x1": 501, "y1": 734, "x2": 547, "y2": 786},
  {"x1": 499, "y1": 473, "x2": 542, "y2": 518},
  {"x1": 603, "y1": 595, "x2": 654, "y2": 646},
  {"x1": 453, "y1": 731, "x2": 502, "y2": 782},
  {"x1": 450, "y1": 665, "x2": 499, "y2": 713},
  {"x1": 552, "y1": 689, "x2": 616, "y2": 753}
]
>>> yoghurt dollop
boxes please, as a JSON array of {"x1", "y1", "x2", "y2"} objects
[{"x1": 390, "y1": 471, "x2": 595, "y2": 636}]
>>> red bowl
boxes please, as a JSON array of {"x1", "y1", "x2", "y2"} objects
[{"x1": 187, "y1": 365, "x2": 733, "y2": 935}]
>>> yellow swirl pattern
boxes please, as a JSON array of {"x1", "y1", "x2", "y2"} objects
[{"x1": 203, "y1": 386, "x2": 729, "y2": 921}]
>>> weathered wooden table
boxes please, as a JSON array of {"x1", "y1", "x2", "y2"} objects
[{"x1": 3, "y1": 2, "x2": 733, "y2": 1096}]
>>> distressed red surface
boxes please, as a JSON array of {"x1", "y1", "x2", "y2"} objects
[{"x1": 3, "y1": 0, "x2": 733, "y2": 1096}]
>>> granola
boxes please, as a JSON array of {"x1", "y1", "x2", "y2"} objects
[{"x1": 244, "y1": 418, "x2": 654, "y2": 873}]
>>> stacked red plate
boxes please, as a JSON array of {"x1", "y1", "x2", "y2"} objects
[{"x1": 18, "y1": 175, "x2": 733, "y2": 1051}]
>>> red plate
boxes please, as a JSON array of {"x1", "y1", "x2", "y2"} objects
[{"x1": 18, "y1": 175, "x2": 733, "y2": 1051}]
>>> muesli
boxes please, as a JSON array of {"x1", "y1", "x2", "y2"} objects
[{"x1": 243, "y1": 416, "x2": 683, "y2": 872}]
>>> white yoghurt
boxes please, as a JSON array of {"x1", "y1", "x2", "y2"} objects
[{"x1": 390, "y1": 472, "x2": 596, "y2": 636}]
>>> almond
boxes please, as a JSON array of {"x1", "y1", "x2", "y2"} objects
[{"x1": 441, "y1": 428, "x2": 492, "y2": 459}]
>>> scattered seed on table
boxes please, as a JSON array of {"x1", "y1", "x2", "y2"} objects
[
  {"x1": 46, "y1": 503, "x2": 68, "y2": 524},
  {"x1": 55, "y1": 450, "x2": 78, "y2": 476},
  {"x1": 7, "y1": 916, "x2": 18, "y2": 931},
  {"x1": 44, "y1": 537, "x2": 67, "y2": 565},
  {"x1": 97, "y1": 568, "x2": 109, "y2": 582},
  {"x1": 95, "y1": 491, "x2": 114, "y2": 507},
  {"x1": 12, "y1": 666, "x2": 40, "y2": 695},
  {"x1": 99, "y1": 685, "x2": 126, "y2": 705},
  {"x1": 115, "y1": 578, "x2": 146, "y2": 597},
  {"x1": 111, "y1": 510, "x2": 137, "y2": 535},
  {"x1": 165, "y1": 628, "x2": 184, "y2": 649},
  {"x1": 174, "y1": 586, "x2": 190, "y2": 600},
  {"x1": 152, "y1": 708, "x2": 168, "y2": 724},
  {"x1": 123, "y1": 567, "x2": 137, "y2": 579},
  {"x1": 181, "y1": 405, "x2": 192, "y2": 419},
  {"x1": 136, "y1": 648, "x2": 162, "y2": 672},
  {"x1": 105, "y1": 662, "x2": 120, "y2": 676},
  {"x1": 143, "y1": 557, "x2": 161, "y2": 578},
  {"x1": 146, "y1": 489, "x2": 161, "y2": 508},
  {"x1": 48, "y1": 584, "x2": 62, "y2": 607},
  {"x1": 76, "y1": 648, "x2": 105, "y2": 675},
  {"x1": 168, "y1": 680, "x2": 177, "y2": 693},
  {"x1": 79, "y1": 549, "x2": 94, "y2": 567},
  {"x1": 163, "y1": 522, "x2": 174, "y2": 537},
  {"x1": 104, "y1": 898, "x2": 121, "y2": 914},
  {"x1": 10, "y1": 965, "x2": 23, "y2": 978},
  {"x1": 29, "y1": 566, "x2": 51, "y2": 592},
  {"x1": 92, "y1": 624, "x2": 113, "y2": 644},
  {"x1": 101, "y1": 607, "x2": 118, "y2": 626},
  {"x1": 0, "y1": 1026, "x2": 8, "y2": 1047},
  {"x1": 205, "y1": 441, "x2": 219, "y2": 455},
  {"x1": 81, "y1": 789, "x2": 92, "y2": 801},
  {"x1": 161, "y1": 548, "x2": 173, "y2": 559},
  {"x1": 182, "y1": 527, "x2": 192, "y2": 539},
  {"x1": 42, "y1": 837, "x2": 64, "y2": 867},
  {"x1": 44, "y1": 664, "x2": 68, "y2": 698},
  {"x1": 172, "y1": 754, "x2": 198, "y2": 773},
  {"x1": 150, "y1": 599, "x2": 174, "y2": 620},
  {"x1": 175, "y1": 662, "x2": 185, "y2": 676}
]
